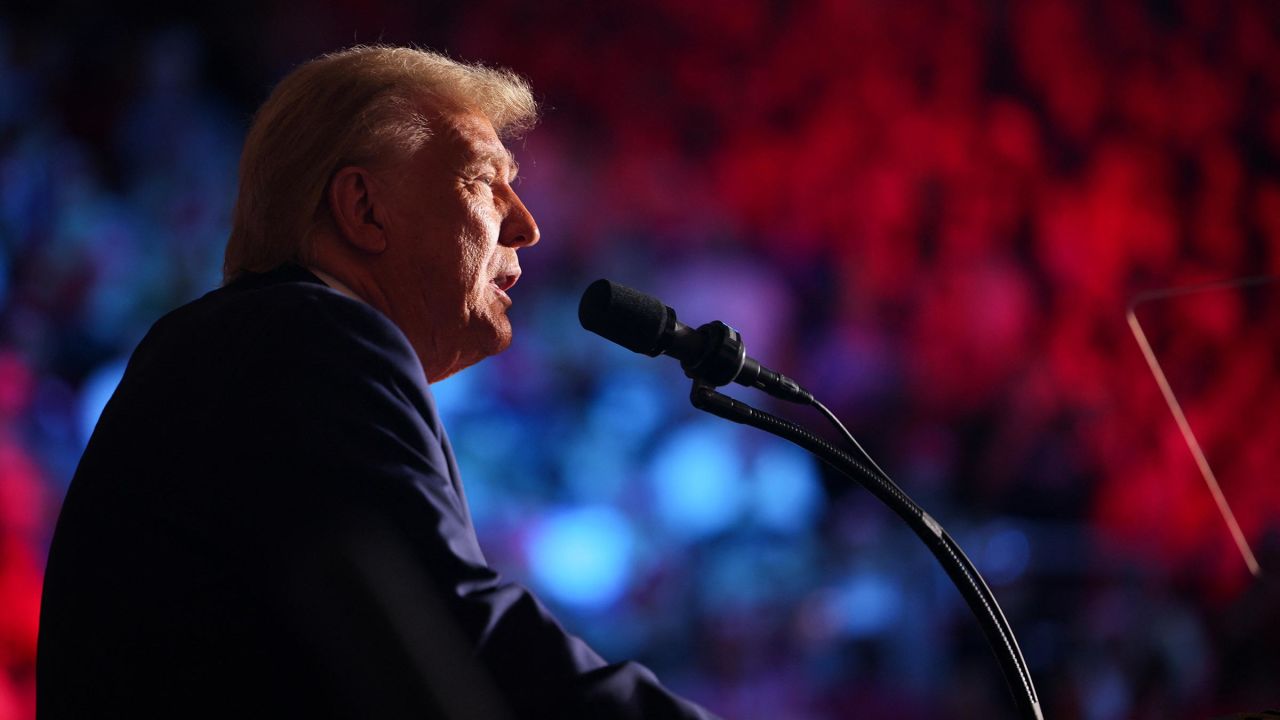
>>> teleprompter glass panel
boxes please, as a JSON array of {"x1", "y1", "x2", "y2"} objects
[{"x1": 1128, "y1": 276, "x2": 1280, "y2": 580}]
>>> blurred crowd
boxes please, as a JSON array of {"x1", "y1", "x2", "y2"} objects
[{"x1": 1, "y1": 0, "x2": 1278, "y2": 718}]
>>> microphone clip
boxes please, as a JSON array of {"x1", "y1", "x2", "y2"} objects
[
  {"x1": 680, "y1": 321, "x2": 813, "y2": 405},
  {"x1": 679, "y1": 321, "x2": 748, "y2": 388}
]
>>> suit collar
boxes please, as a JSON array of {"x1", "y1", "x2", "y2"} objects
[{"x1": 227, "y1": 263, "x2": 325, "y2": 291}]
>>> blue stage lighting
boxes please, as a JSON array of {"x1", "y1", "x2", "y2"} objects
[
  {"x1": 77, "y1": 359, "x2": 127, "y2": 445},
  {"x1": 751, "y1": 444, "x2": 823, "y2": 532},
  {"x1": 527, "y1": 505, "x2": 636, "y2": 609},
  {"x1": 649, "y1": 420, "x2": 745, "y2": 539}
]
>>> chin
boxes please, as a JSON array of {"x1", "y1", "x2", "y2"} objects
[
  {"x1": 428, "y1": 316, "x2": 511, "y2": 381},
  {"x1": 486, "y1": 324, "x2": 514, "y2": 355},
  {"x1": 469, "y1": 317, "x2": 513, "y2": 360}
]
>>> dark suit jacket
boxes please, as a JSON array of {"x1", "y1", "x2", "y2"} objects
[{"x1": 37, "y1": 264, "x2": 717, "y2": 719}]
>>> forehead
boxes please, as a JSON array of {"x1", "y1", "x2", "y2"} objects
[{"x1": 433, "y1": 109, "x2": 514, "y2": 170}]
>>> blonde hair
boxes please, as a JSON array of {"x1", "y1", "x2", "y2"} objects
[{"x1": 223, "y1": 45, "x2": 537, "y2": 282}]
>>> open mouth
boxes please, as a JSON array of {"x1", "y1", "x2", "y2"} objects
[{"x1": 492, "y1": 272, "x2": 520, "y2": 293}]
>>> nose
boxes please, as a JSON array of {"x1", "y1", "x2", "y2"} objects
[{"x1": 500, "y1": 188, "x2": 540, "y2": 249}]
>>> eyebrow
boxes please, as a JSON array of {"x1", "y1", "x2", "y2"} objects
[{"x1": 471, "y1": 147, "x2": 519, "y2": 181}]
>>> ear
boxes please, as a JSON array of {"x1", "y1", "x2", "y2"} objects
[{"x1": 327, "y1": 166, "x2": 388, "y2": 254}]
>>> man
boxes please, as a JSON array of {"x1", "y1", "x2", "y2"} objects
[{"x1": 37, "y1": 46, "x2": 718, "y2": 719}]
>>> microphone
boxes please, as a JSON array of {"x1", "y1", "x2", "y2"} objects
[{"x1": 578, "y1": 279, "x2": 813, "y2": 404}]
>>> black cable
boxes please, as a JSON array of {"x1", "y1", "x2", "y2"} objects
[
  {"x1": 810, "y1": 398, "x2": 892, "y2": 482},
  {"x1": 690, "y1": 384, "x2": 1043, "y2": 720}
]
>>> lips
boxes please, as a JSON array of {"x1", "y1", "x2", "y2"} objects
[{"x1": 491, "y1": 271, "x2": 520, "y2": 293}]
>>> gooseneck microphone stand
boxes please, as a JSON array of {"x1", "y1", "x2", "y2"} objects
[
  {"x1": 682, "y1": 325, "x2": 1044, "y2": 720},
  {"x1": 578, "y1": 278, "x2": 1043, "y2": 718}
]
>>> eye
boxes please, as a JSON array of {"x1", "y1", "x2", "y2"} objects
[{"x1": 462, "y1": 174, "x2": 496, "y2": 195}]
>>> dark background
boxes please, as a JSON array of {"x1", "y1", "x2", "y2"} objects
[{"x1": 1, "y1": 1, "x2": 1279, "y2": 717}]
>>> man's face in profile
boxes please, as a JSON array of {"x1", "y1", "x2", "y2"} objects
[{"x1": 371, "y1": 108, "x2": 539, "y2": 382}]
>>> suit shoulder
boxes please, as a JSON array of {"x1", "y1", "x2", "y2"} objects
[
  {"x1": 120, "y1": 276, "x2": 428, "y2": 415},
  {"x1": 247, "y1": 281, "x2": 411, "y2": 352},
  {"x1": 160, "y1": 278, "x2": 418, "y2": 367}
]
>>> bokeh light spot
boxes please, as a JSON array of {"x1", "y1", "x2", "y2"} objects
[
  {"x1": 980, "y1": 524, "x2": 1031, "y2": 586},
  {"x1": 527, "y1": 505, "x2": 635, "y2": 609},
  {"x1": 751, "y1": 443, "x2": 823, "y2": 532},
  {"x1": 649, "y1": 420, "x2": 745, "y2": 539},
  {"x1": 77, "y1": 359, "x2": 127, "y2": 444},
  {"x1": 831, "y1": 571, "x2": 902, "y2": 638}
]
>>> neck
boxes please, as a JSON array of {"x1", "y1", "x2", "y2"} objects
[
  {"x1": 307, "y1": 234, "x2": 393, "y2": 316},
  {"x1": 307, "y1": 232, "x2": 459, "y2": 382}
]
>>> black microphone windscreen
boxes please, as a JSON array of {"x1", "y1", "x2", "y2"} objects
[{"x1": 578, "y1": 279, "x2": 672, "y2": 357}]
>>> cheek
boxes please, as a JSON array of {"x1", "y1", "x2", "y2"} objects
[
  {"x1": 458, "y1": 218, "x2": 501, "y2": 290},
  {"x1": 456, "y1": 239, "x2": 489, "y2": 292}
]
